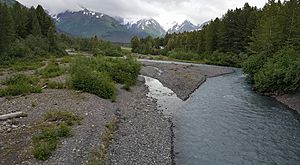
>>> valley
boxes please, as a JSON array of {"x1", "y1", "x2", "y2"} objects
[{"x1": 0, "y1": 0, "x2": 299, "y2": 165}]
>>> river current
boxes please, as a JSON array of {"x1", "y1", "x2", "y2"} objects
[{"x1": 144, "y1": 67, "x2": 300, "y2": 165}]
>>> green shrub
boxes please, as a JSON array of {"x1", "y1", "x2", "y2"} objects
[
  {"x1": 253, "y1": 48, "x2": 300, "y2": 94},
  {"x1": 94, "y1": 57, "x2": 141, "y2": 86},
  {"x1": 0, "y1": 74, "x2": 42, "y2": 97},
  {"x1": 11, "y1": 59, "x2": 45, "y2": 71},
  {"x1": 3, "y1": 74, "x2": 39, "y2": 85},
  {"x1": 33, "y1": 110, "x2": 81, "y2": 160},
  {"x1": 38, "y1": 62, "x2": 64, "y2": 78},
  {"x1": 44, "y1": 110, "x2": 82, "y2": 126},
  {"x1": 243, "y1": 53, "x2": 267, "y2": 78},
  {"x1": 70, "y1": 58, "x2": 115, "y2": 99},
  {"x1": 46, "y1": 81, "x2": 66, "y2": 89},
  {"x1": 69, "y1": 56, "x2": 140, "y2": 99}
]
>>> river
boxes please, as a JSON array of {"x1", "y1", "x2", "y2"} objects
[{"x1": 144, "y1": 67, "x2": 300, "y2": 165}]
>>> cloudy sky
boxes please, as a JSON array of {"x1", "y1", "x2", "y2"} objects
[{"x1": 18, "y1": 0, "x2": 268, "y2": 29}]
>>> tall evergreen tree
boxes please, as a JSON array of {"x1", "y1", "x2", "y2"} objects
[
  {"x1": 28, "y1": 7, "x2": 41, "y2": 36},
  {"x1": 131, "y1": 36, "x2": 140, "y2": 53},
  {"x1": 0, "y1": 4, "x2": 15, "y2": 54},
  {"x1": 12, "y1": 2, "x2": 28, "y2": 38}
]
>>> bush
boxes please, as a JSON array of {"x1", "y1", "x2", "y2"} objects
[
  {"x1": 46, "y1": 81, "x2": 66, "y2": 89},
  {"x1": 204, "y1": 51, "x2": 245, "y2": 67},
  {"x1": 70, "y1": 57, "x2": 115, "y2": 99},
  {"x1": 253, "y1": 48, "x2": 300, "y2": 94},
  {"x1": 38, "y1": 62, "x2": 64, "y2": 78},
  {"x1": 167, "y1": 50, "x2": 203, "y2": 61},
  {"x1": 70, "y1": 56, "x2": 140, "y2": 99},
  {"x1": 243, "y1": 53, "x2": 267, "y2": 78},
  {"x1": 0, "y1": 74, "x2": 42, "y2": 97},
  {"x1": 94, "y1": 57, "x2": 141, "y2": 86},
  {"x1": 1, "y1": 58, "x2": 45, "y2": 71}
]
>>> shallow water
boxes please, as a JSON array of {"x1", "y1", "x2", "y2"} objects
[
  {"x1": 174, "y1": 70, "x2": 300, "y2": 165},
  {"x1": 144, "y1": 76, "x2": 183, "y2": 117}
]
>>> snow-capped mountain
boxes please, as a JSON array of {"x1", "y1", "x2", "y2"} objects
[
  {"x1": 55, "y1": 8, "x2": 166, "y2": 42},
  {"x1": 55, "y1": 8, "x2": 135, "y2": 43},
  {"x1": 167, "y1": 20, "x2": 200, "y2": 34},
  {"x1": 129, "y1": 18, "x2": 166, "y2": 37}
]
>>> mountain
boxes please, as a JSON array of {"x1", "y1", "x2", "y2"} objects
[
  {"x1": 55, "y1": 9, "x2": 166, "y2": 43},
  {"x1": 129, "y1": 18, "x2": 166, "y2": 37},
  {"x1": 55, "y1": 8, "x2": 134, "y2": 43},
  {"x1": 0, "y1": 0, "x2": 17, "y2": 5},
  {"x1": 197, "y1": 21, "x2": 210, "y2": 30},
  {"x1": 167, "y1": 20, "x2": 199, "y2": 34}
]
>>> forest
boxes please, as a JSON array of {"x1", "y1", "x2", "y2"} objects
[
  {"x1": 131, "y1": 0, "x2": 300, "y2": 95},
  {"x1": 0, "y1": 2, "x2": 123, "y2": 66}
]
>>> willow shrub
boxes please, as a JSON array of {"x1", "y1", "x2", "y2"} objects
[
  {"x1": 70, "y1": 57, "x2": 115, "y2": 99},
  {"x1": 69, "y1": 56, "x2": 140, "y2": 99},
  {"x1": 253, "y1": 47, "x2": 300, "y2": 94}
]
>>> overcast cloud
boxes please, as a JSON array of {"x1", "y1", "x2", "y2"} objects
[{"x1": 18, "y1": 0, "x2": 267, "y2": 29}]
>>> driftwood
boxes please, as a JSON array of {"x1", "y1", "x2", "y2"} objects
[{"x1": 0, "y1": 111, "x2": 27, "y2": 121}]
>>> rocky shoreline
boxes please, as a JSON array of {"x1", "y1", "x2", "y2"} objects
[
  {"x1": 274, "y1": 89, "x2": 300, "y2": 115},
  {"x1": 140, "y1": 60, "x2": 235, "y2": 100}
]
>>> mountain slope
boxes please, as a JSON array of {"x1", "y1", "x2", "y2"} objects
[
  {"x1": 55, "y1": 9, "x2": 166, "y2": 42},
  {"x1": 0, "y1": 0, "x2": 17, "y2": 5},
  {"x1": 55, "y1": 9, "x2": 133, "y2": 43},
  {"x1": 129, "y1": 18, "x2": 166, "y2": 37},
  {"x1": 167, "y1": 20, "x2": 199, "y2": 33}
]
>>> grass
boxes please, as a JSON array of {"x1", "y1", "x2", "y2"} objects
[
  {"x1": 87, "y1": 117, "x2": 119, "y2": 165},
  {"x1": 32, "y1": 110, "x2": 82, "y2": 161},
  {"x1": 0, "y1": 58, "x2": 46, "y2": 71},
  {"x1": 0, "y1": 74, "x2": 42, "y2": 97},
  {"x1": 32, "y1": 123, "x2": 71, "y2": 160},
  {"x1": 46, "y1": 80, "x2": 66, "y2": 89},
  {"x1": 44, "y1": 110, "x2": 82, "y2": 126},
  {"x1": 37, "y1": 62, "x2": 65, "y2": 78}
]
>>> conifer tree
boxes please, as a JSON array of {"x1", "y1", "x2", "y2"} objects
[
  {"x1": 0, "y1": 4, "x2": 15, "y2": 54},
  {"x1": 28, "y1": 7, "x2": 41, "y2": 36}
]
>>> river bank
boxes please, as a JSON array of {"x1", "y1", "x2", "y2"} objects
[
  {"x1": 274, "y1": 89, "x2": 300, "y2": 115},
  {"x1": 140, "y1": 60, "x2": 235, "y2": 100}
]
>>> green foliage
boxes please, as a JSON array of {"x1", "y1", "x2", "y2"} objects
[
  {"x1": 243, "y1": 53, "x2": 267, "y2": 78},
  {"x1": 44, "y1": 110, "x2": 82, "y2": 126},
  {"x1": 94, "y1": 57, "x2": 141, "y2": 86},
  {"x1": 37, "y1": 62, "x2": 64, "y2": 78},
  {"x1": 0, "y1": 57, "x2": 45, "y2": 71},
  {"x1": 0, "y1": 3, "x2": 66, "y2": 62},
  {"x1": 253, "y1": 48, "x2": 300, "y2": 94},
  {"x1": 131, "y1": 35, "x2": 164, "y2": 55},
  {"x1": 70, "y1": 57, "x2": 115, "y2": 99},
  {"x1": 167, "y1": 50, "x2": 203, "y2": 61},
  {"x1": 33, "y1": 110, "x2": 81, "y2": 160},
  {"x1": 46, "y1": 80, "x2": 66, "y2": 89},
  {"x1": 0, "y1": 74, "x2": 41, "y2": 97},
  {"x1": 58, "y1": 35, "x2": 123, "y2": 57},
  {"x1": 69, "y1": 56, "x2": 140, "y2": 99},
  {"x1": 132, "y1": 1, "x2": 300, "y2": 95}
]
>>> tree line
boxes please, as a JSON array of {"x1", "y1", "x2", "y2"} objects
[
  {"x1": 0, "y1": 2, "x2": 65, "y2": 60},
  {"x1": 0, "y1": 2, "x2": 124, "y2": 66},
  {"x1": 131, "y1": 0, "x2": 300, "y2": 94}
]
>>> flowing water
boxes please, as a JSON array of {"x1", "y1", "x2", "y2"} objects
[{"x1": 144, "y1": 68, "x2": 300, "y2": 165}]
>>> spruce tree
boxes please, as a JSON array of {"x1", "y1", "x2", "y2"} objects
[
  {"x1": 131, "y1": 36, "x2": 140, "y2": 53},
  {"x1": 0, "y1": 4, "x2": 15, "y2": 54},
  {"x1": 28, "y1": 7, "x2": 41, "y2": 36},
  {"x1": 47, "y1": 26, "x2": 56, "y2": 52}
]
